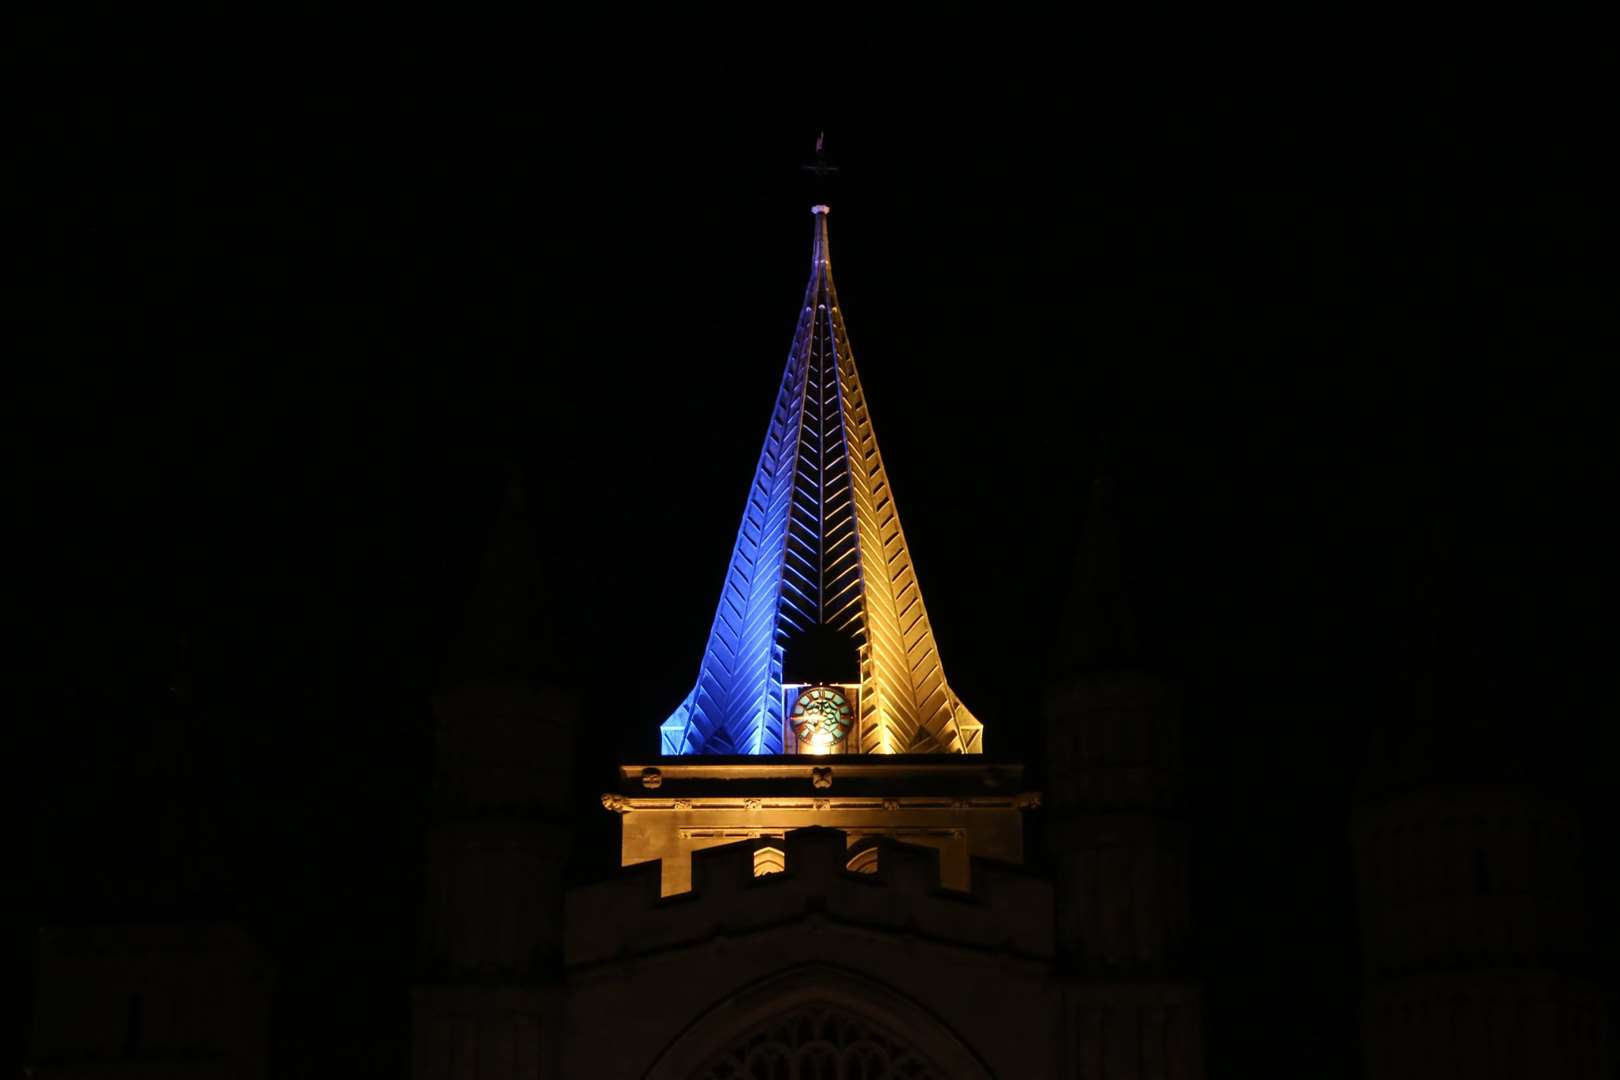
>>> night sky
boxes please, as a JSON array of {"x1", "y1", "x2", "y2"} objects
[{"x1": 17, "y1": 30, "x2": 1614, "y2": 1077}]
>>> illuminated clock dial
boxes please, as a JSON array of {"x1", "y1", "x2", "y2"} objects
[{"x1": 792, "y1": 685, "x2": 853, "y2": 750}]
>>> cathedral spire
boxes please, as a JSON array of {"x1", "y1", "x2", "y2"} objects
[{"x1": 662, "y1": 204, "x2": 981, "y2": 756}]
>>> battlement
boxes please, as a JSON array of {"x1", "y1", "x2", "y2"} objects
[{"x1": 565, "y1": 826, "x2": 1053, "y2": 968}]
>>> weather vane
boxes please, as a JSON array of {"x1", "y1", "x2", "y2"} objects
[{"x1": 801, "y1": 131, "x2": 840, "y2": 188}]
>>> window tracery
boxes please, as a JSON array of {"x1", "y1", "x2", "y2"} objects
[{"x1": 692, "y1": 1002, "x2": 944, "y2": 1079}]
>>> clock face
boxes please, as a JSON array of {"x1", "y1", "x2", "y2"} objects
[{"x1": 792, "y1": 685, "x2": 853, "y2": 750}]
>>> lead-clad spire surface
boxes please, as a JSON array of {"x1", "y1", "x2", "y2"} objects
[{"x1": 662, "y1": 206, "x2": 982, "y2": 756}]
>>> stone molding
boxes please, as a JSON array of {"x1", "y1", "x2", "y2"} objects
[{"x1": 599, "y1": 793, "x2": 1042, "y2": 814}]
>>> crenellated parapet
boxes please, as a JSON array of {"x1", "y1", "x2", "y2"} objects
[{"x1": 566, "y1": 826, "x2": 1052, "y2": 969}]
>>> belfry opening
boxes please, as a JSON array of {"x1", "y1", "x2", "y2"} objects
[{"x1": 781, "y1": 622, "x2": 860, "y2": 687}]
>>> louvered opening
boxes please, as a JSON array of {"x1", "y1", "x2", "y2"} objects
[{"x1": 782, "y1": 622, "x2": 860, "y2": 684}]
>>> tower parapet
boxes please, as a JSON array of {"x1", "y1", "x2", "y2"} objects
[
  {"x1": 413, "y1": 469, "x2": 578, "y2": 1079},
  {"x1": 1042, "y1": 462, "x2": 1206, "y2": 1078}
]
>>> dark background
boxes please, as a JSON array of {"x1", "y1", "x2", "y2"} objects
[{"x1": 16, "y1": 24, "x2": 1613, "y2": 1078}]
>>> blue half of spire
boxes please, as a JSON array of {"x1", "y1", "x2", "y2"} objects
[{"x1": 662, "y1": 211, "x2": 835, "y2": 755}]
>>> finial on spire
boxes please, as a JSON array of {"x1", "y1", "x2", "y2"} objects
[
  {"x1": 803, "y1": 131, "x2": 838, "y2": 178},
  {"x1": 802, "y1": 132, "x2": 839, "y2": 206}
]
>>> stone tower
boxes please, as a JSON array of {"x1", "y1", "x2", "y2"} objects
[
  {"x1": 1350, "y1": 528, "x2": 1609, "y2": 1077},
  {"x1": 1042, "y1": 462, "x2": 1205, "y2": 1078},
  {"x1": 412, "y1": 470, "x2": 579, "y2": 1079}
]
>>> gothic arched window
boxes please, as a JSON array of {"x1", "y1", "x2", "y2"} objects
[{"x1": 691, "y1": 1001, "x2": 946, "y2": 1080}]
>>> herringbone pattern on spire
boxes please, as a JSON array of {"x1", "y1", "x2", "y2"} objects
[{"x1": 663, "y1": 207, "x2": 981, "y2": 756}]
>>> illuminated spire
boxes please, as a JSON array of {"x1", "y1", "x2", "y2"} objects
[{"x1": 662, "y1": 205, "x2": 982, "y2": 756}]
